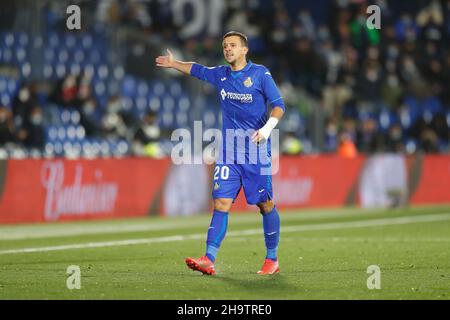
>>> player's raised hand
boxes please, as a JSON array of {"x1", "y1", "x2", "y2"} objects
[{"x1": 155, "y1": 49, "x2": 174, "y2": 68}]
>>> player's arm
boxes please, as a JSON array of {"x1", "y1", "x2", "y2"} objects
[
  {"x1": 156, "y1": 49, "x2": 220, "y2": 85},
  {"x1": 251, "y1": 71, "x2": 286, "y2": 144},
  {"x1": 251, "y1": 107, "x2": 284, "y2": 143},
  {"x1": 155, "y1": 49, "x2": 193, "y2": 75}
]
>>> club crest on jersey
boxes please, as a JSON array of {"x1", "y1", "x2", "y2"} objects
[
  {"x1": 214, "y1": 182, "x2": 220, "y2": 190},
  {"x1": 243, "y1": 77, "x2": 253, "y2": 87}
]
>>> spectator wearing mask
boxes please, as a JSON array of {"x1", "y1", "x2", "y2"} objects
[
  {"x1": 132, "y1": 110, "x2": 162, "y2": 157},
  {"x1": 18, "y1": 105, "x2": 45, "y2": 149},
  {"x1": 12, "y1": 83, "x2": 37, "y2": 128},
  {"x1": 80, "y1": 97, "x2": 101, "y2": 137},
  {"x1": 102, "y1": 95, "x2": 128, "y2": 139}
]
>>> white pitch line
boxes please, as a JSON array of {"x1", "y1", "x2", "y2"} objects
[
  {"x1": 0, "y1": 210, "x2": 355, "y2": 241},
  {"x1": 1, "y1": 213, "x2": 449, "y2": 255}
]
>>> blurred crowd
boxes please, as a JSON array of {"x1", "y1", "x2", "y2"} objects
[
  {"x1": 0, "y1": 74, "x2": 162, "y2": 157},
  {"x1": 1, "y1": 0, "x2": 450, "y2": 157},
  {"x1": 124, "y1": 0, "x2": 450, "y2": 155}
]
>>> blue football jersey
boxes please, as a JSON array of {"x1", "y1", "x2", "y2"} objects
[{"x1": 190, "y1": 61, "x2": 285, "y2": 162}]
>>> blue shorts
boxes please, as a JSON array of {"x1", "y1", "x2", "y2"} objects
[{"x1": 212, "y1": 163, "x2": 273, "y2": 205}]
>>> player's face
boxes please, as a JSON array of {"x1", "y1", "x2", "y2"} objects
[{"x1": 222, "y1": 36, "x2": 248, "y2": 65}]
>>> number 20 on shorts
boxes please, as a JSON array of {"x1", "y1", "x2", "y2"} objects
[{"x1": 214, "y1": 166, "x2": 229, "y2": 180}]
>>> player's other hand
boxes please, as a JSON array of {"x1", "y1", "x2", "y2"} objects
[
  {"x1": 155, "y1": 49, "x2": 174, "y2": 68},
  {"x1": 251, "y1": 130, "x2": 267, "y2": 144}
]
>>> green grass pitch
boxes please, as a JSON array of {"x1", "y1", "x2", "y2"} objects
[{"x1": 0, "y1": 205, "x2": 449, "y2": 299}]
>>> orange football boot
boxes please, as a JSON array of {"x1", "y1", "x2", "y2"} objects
[
  {"x1": 185, "y1": 256, "x2": 216, "y2": 275},
  {"x1": 257, "y1": 258, "x2": 280, "y2": 275}
]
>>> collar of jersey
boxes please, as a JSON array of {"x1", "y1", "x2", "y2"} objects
[{"x1": 230, "y1": 60, "x2": 253, "y2": 79}]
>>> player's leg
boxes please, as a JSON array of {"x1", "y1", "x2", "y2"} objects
[
  {"x1": 241, "y1": 163, "x2": 280, "y2": 274},
  {"x1": 256, "y1": 199, "x2": 280, "y2": 274},
  {"x1": 185, "y1": 164, "x2": 241, "y2": 275},
  {"x1": 204, "y1": 197, "x2": 233, "y2": 263}
]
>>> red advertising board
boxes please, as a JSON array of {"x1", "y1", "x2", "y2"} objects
[
  {"x1": 409, "y1": 155, "x2": 450, "y2": 204},
  {"x1": 0, "y1": 158, "x2": 171, "y2": 223},
  {"x1": 232, "y1": 155, "x2": 365, "y2": 211},
  {"x1": 1, "y1": 154, "x2": 449, "y2": 224}
]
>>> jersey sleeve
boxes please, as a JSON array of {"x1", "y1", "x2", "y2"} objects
[
  {"x1": 261, "y1": 68, "x2": 286, "y2": 112},
  {"x1": 190, "y1": 63, "x2": 222, "y2": 87}
]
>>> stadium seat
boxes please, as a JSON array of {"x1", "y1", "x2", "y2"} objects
[
  {"x1": 137, "y1": 81, "x2": 149, "y2": 96},
  {"x1": 7, "y1": 78, "x2": 18, "y2": 95},
  {"x1": 2, "y1": 48, "x2": 12, "y2": 62},
  {"x1": 0, "y1": 77, "x2": 7, "y2": 92},
  {"x1": 55, "y1": 63, "x2": 67, "y2": 79},
  {"x1": 149, "y1": 96, "x2": 161, "y2": 112},
  {"x1": 122, "y1": 76, "x2": 136, "y2": 97},
  {"x1": 106, "y1": 80, "x2": 120, "y2": 96},
  {"x1": 113, "y1": 66, "x2": 125, "y2": 81},
  {"x1": 57, "y1": 48, "x2": 69, "y2": 63},
  {"x1": 423, "y1": 96, "x2": 443, "y2": 116},
  {"x1": 379, "y1": 109, "x2": 399, "y2": 132},
  {"x1": 121, "y1": 96, "x2": 133, "y2": 111},
  {"x1": 151, "y1": 81, "x2": 165, "y2": 96},
  {"x1": 94, "y1": 81, "x2": 106, "y2": 97},
  {"x1": 0, "y1": 94, "x2": 11, "y2": 107},
  {"x1": 48, "y1": 32, "x2": 60, "y2": 48},
  {"x1": 66, "y1": 125, "x2": 77, "y2": 140},
  {"x1": 59, "y1": 109, "x2": 71, "y2": 124},
  {"x1": 65, "y1": 34, "x2": 76, "y2": 49},
  {"x1": 405, "y1": 139, "x2": 418, "y2": 154},
  {"x1": 17, "y1": 32, "x2": 29, "y2": 47},
  {"x1": 96, "y1": 64, "x2": 109, "y2": 80},
  {"x1": 43, "y1": 64, "x2": 54, "y2": 79},
  {"x1": 81, "y1": 34, "x2": 93, "y2": 49},
  {"x1": 69, "y1": 63, "x2": 81, "y2": 76},
  {"x1": 403, "y1": 96, "x2": 421, "y2": 124},
  {"x1": 14, "y1": 47, "x2": 26, "y2": 63},
  {"x1": 100, "y1": 141, "x2": 111, "y2": 156},
  {"x1": 53, "y1": 141, "x2": 64, "y2": 156},
  {"x1": 45, "y1": 126, "x2": 58, "y2": 141},
  {"x1": 399, "y1": 107, "x2": 412, "y2": 129},
  {"x1": 20, "y1": 62, "x2": 31, "y2": 78},
  {"x1": 175, "y1": 112, "x2": 188, "y2": 127},
  {"x1": 73, "y1": 49, "x2": 85, "y2": 64},
  {"x1": 88, "y1": 50, "x2": 101, "y2": 64},
  {"x1": 76, "y1": 126, "x2": 85, "y2": 140},
  {"x1": 162, "y1": 95, "x2": 175, "y2": 111},
  {"x1": 32, "y1": 36, "x2": 44, "y2": 50},
  {"x1": 57, "y1": 126, "x2": 66, "y2": 140},
  {"x1": 177, "y1": 96, "x2": 191, "y2": 112},
  {"x1": 161, "y1": 111, "x2": 174, "y2": 128},
  {"x1": 169, "y1": 82, "x2": 182, "y2": 96},
  {"x1": 3, "y1": 32, "x2": 14, "y2": 48},
  {"x1": 44, "y1": 48, "x2": 55, "y2": 62},
  {"x1": 203, "y1": 110, "x2": 216, "y2": 128},
  {"x1": 116, "y1": 140, "x2": 129, "y2": 156},
  {"x1": 44, "y1": 142, "x2": 55, "y2": 157},
  {"x1": 135, "y1": 96, "x2": 148, "y2": 112}
]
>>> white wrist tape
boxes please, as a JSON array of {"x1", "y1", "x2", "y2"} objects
[{"x1": 259, "y1": 117, "x2": 279, "y2": 140}]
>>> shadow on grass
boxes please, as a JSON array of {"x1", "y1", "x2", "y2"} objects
[{"x1": 212, "y1": 273, "x2": 299, "y2": 295}]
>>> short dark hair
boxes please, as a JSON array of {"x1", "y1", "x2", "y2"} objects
[{"x1": 223, "y1": 31, "x2": 248, "y2": 47}]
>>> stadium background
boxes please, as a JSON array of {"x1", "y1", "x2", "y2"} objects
[{"x1": 0, "y1": 0, "x2": 449, "y2": 223}]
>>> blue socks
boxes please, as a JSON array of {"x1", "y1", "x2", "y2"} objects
[
  {"x1": 205, "y1": 209, "x2": 228, "y2": 262},
  {"x1": 205, "y1": 207, "x2": 280, "y2": 262},
  {"x1": 262, "y1": 206, "x2": 280, "y2": 261}
]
